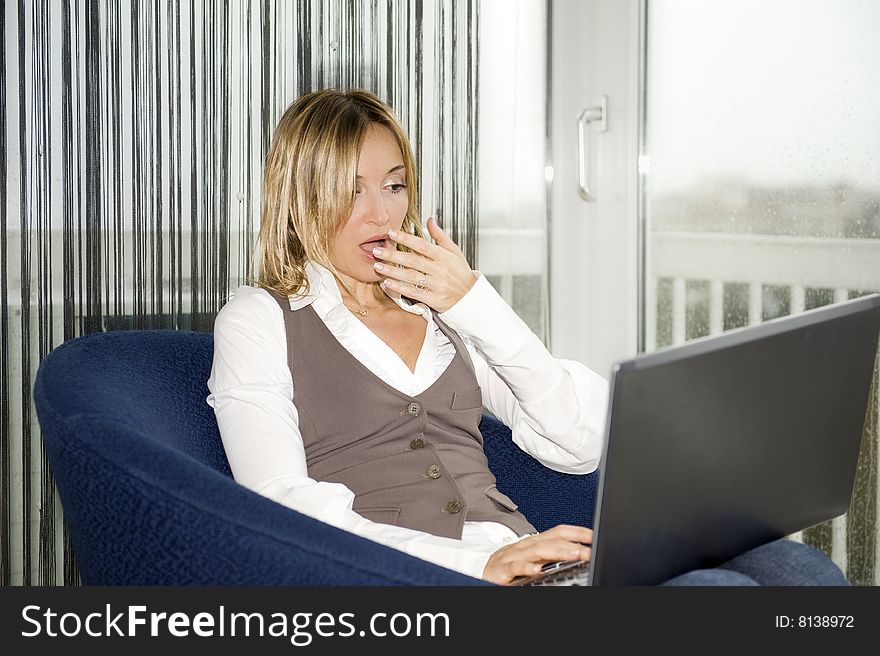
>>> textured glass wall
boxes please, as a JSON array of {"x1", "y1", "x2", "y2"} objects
[{"x1": 2, "y1": 0, "x2": 480, "y2": 585}]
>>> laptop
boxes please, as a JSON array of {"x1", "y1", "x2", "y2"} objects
[{"x1": 512, "y1": 293, "x2": 880, "y2": 586}]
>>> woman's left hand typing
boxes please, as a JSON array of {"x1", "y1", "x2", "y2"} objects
[{"x1": 372, "y1": 216, "x2": 478, "y2": 313}]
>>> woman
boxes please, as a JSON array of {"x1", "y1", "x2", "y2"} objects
[{"x1": 207, "y1": 88, "x2": 847, "y2": 586}]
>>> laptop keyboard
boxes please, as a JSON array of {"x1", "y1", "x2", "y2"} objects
[{"x1": 508, "y1": 560, "x2": 592, "y2": 586}]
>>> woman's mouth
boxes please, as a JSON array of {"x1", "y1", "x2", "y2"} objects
[{"x1": 359, "y1": 238, "x2": 387, "y2": 260}]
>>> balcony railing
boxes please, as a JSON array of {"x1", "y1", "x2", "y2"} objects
[
  {"x1": 649, "y1": 230, "x2": 880, "y2": 578},
  {"x1": 647, "y1": 231, "x2": 880, "y2": 349}
]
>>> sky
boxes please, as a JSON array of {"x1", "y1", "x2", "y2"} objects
[{"x1": 647, "y1": 0, "x2": 880, "y2": 193}]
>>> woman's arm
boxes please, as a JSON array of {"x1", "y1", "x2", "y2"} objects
[
  {"x1": 207, "y1": 286, "x2": 501, "y2": 578},
  {"x1": 438, "y1": 274, "x2": 609, "y2": 474}
]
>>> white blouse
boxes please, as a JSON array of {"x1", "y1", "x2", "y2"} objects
[{"x1": 206, "y1": 261, "x2": 609, "y2": 579}]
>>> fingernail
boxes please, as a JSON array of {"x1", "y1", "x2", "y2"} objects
[
  {"x1": 372, "y1": 247, "x2": 384, "y2": 256},
  {"x1": 388, "y1": 229, "x2": 398, "y2": 238},
  {"x1": 373, "y1": 262, "x2": 384, "y2": 270}
]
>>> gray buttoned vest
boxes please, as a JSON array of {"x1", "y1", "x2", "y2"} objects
[{"x1": 270, "y1": 291, "x2": 537, "y2": 540}]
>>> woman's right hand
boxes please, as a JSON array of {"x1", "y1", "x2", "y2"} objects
[{"x1": 482, "y1": 524, "x2": 593, "y2": 585}]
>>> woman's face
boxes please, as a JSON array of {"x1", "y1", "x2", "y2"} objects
[{"x1": 330, "y1": 124, "x2": 409, "y2": 284}]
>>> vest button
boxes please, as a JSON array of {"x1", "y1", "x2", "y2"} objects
[
  {"x1": 426, "y1": 464, "x2": 442, "y2": 479},
  {"x1": 406, "y1": 402, "x2": 422, "y2": 416},
  {"x1": 410, "y1": 438, "x2": 425, "y2": 449},
  {"x1": 445, "y1": 499, "x2": 462, "y2": 514}
]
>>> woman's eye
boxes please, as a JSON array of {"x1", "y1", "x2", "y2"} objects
[{"x1": 388, "y1": 183, "x2": 407, "y2": 194}]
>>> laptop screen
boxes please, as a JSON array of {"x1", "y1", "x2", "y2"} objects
[{"x1": 589, "y1": 294, "x2": 880, "y2": 586}]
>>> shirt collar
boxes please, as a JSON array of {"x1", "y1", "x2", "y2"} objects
[
  {"x1": 287, "y1": 261, "x2": 432, "y2": 320},
  {"x1": 286, "y1": 261, "x2": 337, "y2": 311}
]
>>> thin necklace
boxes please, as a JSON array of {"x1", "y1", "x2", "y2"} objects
[
  {"x1": 334, "y1": 272, "x2": 372, "y2": 317},
  {"x1": 345, "y1": 302, "x2": 369, "y2": 318},
  {"x1": 339, "y1": 284, "x2": 370, "y2": 317}
]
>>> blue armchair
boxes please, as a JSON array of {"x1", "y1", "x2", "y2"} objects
[{"x1": 33, "y1": 330, "x2": 598, "y2": 585}]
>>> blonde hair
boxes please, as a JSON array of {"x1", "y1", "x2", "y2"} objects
[{"x1": 254, "y1": 88, "x2": 424, "y2": 298}]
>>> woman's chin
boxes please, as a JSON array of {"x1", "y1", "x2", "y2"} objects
[
  {"x1": 357, "y1": 270, "x2": 385, "y2": 286},
  {"x1": 332, "y1": 258, "x2": 382, "y2": 284}
]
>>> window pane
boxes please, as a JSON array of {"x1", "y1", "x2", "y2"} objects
[
  {"x1": 644, "y1": 0, "x2": 880, "y2": 585},
  {"x1": 478, "y1": 0, "x2": 548, "y2": 342}
]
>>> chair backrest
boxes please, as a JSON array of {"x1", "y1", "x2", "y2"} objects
[{"x1": 37, "y1": 330, "x2": 232, "y2": 475}]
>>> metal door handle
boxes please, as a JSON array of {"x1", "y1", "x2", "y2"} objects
[{"x1": 577, "y1": 96, "x2": 607, "y2": 201}]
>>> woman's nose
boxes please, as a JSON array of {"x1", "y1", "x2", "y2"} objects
[{"x1": 362, "y1": 190, "x2": 390, "y2": 225}]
